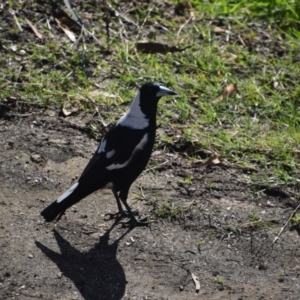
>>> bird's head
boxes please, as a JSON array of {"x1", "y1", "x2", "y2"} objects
[
  {"x1": 136, "y1": 82, "x2": 177, "y2": 118},
  {"x1": 140, "y1": 82, "x2": 177, "y2": 100},
  {"x1": 119, "y1": 82, "x2": 177, "y2": 129}
]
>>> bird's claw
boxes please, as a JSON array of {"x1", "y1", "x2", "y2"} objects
[
  {"x1": 121, "y1": 216, "x2": 149, "y2": 227},
  {"x1": 104, "y1": 212, "x2": 121, "y2": 221}
]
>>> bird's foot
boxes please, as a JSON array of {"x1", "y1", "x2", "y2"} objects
[{"x1": 104, "y1": 209, "x2": 139, "y2": 221}]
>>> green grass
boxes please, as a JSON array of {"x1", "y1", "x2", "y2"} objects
[
  {"x1": 216, "y1": 277, "x2": 225, "y2": 284},
  {"x1": 190, "y1": 0, "x2": 300, "y2": 33},
  {"x1": 291, "y1": 213, "x2": 300, "y2": 225},
  {"x1": 154, "y1": 201, "x2": 183, "y2": 220},
  {"x1": 1, "y1": 0, "x2": 300, "y2": 186}
]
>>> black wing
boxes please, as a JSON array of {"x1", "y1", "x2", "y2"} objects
[{"x1": 80, "y1": 125, "x2": 148, "y2": 180}]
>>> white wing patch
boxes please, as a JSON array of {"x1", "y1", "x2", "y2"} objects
[
  {"x1": 117, "y1": 92, "x2": 149, "y2": 130},
  {"x1": 98, "y1": 138, "x2": 107, "y2": 154},
  {"x1": 98, "y1": 138, "x2": 115, "y2": 158},
  {"x1": 57, "y1": 182, "x2": 79, "y2": 203},
  {"x1": 106, "y1": 133, "x2": 149, "y2": 171},
  {"x1": 106, "y1": 149, "x2": 115, "y2": 159}
]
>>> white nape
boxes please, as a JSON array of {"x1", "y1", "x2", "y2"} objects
[
  {"x1": 57, "y1": 182, "x2": 79, "y2": 203},
  {"x1": 106, "y1": 133, "x2": 149, "y2": 170},
  {"x1": 117, "y1": 92, "x2": 149, "y2": 129},
  {"x1": 106, "y1": 149, "x2": 116, "y2": 159}
]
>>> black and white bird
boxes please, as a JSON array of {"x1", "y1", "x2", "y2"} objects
[{"x1": 41, "y1": 82, "x2": 177, "y2": 226}]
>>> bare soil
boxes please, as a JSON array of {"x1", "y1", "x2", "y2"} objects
[{"x1": 1, "y1": 115, "x2": 300, "y2": 300}]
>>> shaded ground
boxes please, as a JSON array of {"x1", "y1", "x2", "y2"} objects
[{"x1": 1, "y1": 115, "x2": 300, "y2": 300}]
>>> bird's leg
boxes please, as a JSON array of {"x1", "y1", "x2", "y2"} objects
[
  {"x1": 104, "y1": 189, "x2": 138, "y2": 220},
  {"x1": 113, "y1": 189, "x2": 126, "y2": 215},
  {"x1": 119, "y1": 190, "x2": 148, "y2": 226}
]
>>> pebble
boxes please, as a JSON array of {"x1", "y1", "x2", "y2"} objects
[{"x1": 31, "y1": 153, "x2": 42, "y2": 163}]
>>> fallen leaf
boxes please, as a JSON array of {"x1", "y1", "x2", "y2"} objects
[
  {"x1": 176, "y1": 1, "x2": 195, "y2": 36},
  {"x1": 136, "y1": 42, "x2": 191, "y2": 54},
  {"x1": 10, "y1": 45, "x2": 17, "y2": 52},
  {"x1": 25, "y1": 18, "x2": 43, "y2": 39},
  {"x1": 55, "y1": 18, "x2": 76, "y2": 42},
  {"x1": 199, "y1": 153, "x2": 221, "y2": 168},
  {"x1": 84, "y1": 13, "x2": 93, "y2": 19},
  {"x1": 45, "y1": 109, "x2": 56, "y2": 117},
  {"x1": 213, "y1": 26, "x2": 227, "y2": 33},
  {"x1": 223, "y1": 83, "x2": 236, "y2": 95},
  {"x1": 227, "y1": 55, "x2": 237, "y2": 62},
  {"x1": 91, "y1": 231, "x2": 104, "y2": 238},
  {"x1": 88, "y1": 90, "x2": 117, "y2": 98},
  {"x1": 212, "y1": 83, "x2": 236, "y2": 104},
  {"x1": 61, "y1": 106, "x2": 79, "y2": 117}
]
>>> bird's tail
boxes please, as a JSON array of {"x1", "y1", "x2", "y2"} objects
[{"x1": 41, "y1": 182, "x2": 87, "y2": 222}]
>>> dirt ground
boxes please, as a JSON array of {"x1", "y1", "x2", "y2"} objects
[{"x1": 0, "y1": 115, "x2": 300, "y2": 300}]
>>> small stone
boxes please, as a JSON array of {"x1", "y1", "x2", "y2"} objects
[
  {"x1": 28, "y1": 254, "x2": 33, "y2": 258},
  {"x1": 31, "y1": 153, "x2": 42, "y2": 163}
]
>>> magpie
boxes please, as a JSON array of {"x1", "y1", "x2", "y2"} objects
[{"x1": 41, "y1": 82, "x2": 177, "y2": 226}]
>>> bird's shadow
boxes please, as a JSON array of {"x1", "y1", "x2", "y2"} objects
[{"x1": 35, "y1": 221, "x2": 131, "y2": 300}]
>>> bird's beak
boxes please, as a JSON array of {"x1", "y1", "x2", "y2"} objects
[{"x1": 156, "y1": 86, "x2": 177, "y2": 97}]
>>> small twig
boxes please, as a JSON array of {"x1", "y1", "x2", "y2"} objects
[
  {"x1": 63, "y1": 0, "x2": 83, "y2": 26},
  {"x1": 141, "y1": 6, "x2": 154, "y2": 28},
  {"x1": 250, "y1": 231, "x2": 253, "y2": 254},
  {"x1": 25, "y1": 18, "x2": 44, "y2": 39},
  {"x1": 273, "y1": 202, "x2": 300, "y2": 244},
  {"x1": 208, "y1": 214, "x2": 212, "y2": 227},
  {"x1": 177, "y1": 14, "x2": 194, "y2": 36},
  {"x1": 9, "y1": 9, "x2": 23, "y2": 31},
  {"x1": 144, "y1": 160, "x2": 169, "y2": 173},
  {"x1": 177, "y1": 2, "x2": 195, "y2": 36},
  {"x1": 81, "y1": 27, "x2": 103, "y2": 46},
  {"x1": 237, "y1": 34, "x2": 246, "y2": 46},
  {"x1": 103, "y1": 1, "x2": 111, "y2": 47},
  {"x1": 5, "y1": 113, "x2": 32, "y2": 118},
  {"x1": 106, "y1": 1, "x2": 138, "y2": 28},
  {"x1": 46, "y1": 18, "x2": 52, "y2": 30},
  {"x1": 136, "y1": 6, "x2": 154, "y2": 39},
  {"x1": 72, "y1": 26, "x2": 85, "y2": 48},
  {"x1": 117, "y1": 17, "x2": 127, "y2": 40}
]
